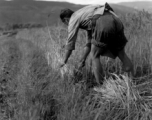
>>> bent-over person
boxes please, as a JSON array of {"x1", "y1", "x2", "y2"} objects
[{"x1": 59, "y1": 3, "x2": 134, "y2": 86}]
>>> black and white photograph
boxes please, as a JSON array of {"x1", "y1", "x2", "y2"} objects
[{"x1": 0, "y1": 0, "x2": 152, "y2": 119}]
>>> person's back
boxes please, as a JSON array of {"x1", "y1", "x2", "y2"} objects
[
  {"x1": 72, "y1": 5, "x2": 104, "y2": 21},
  {"x1": 69, "y1": 5, "x2": 105, "y2": 31}
]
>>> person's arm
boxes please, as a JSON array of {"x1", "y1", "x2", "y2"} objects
[
  {"x1": 59, "y1": 50, "x2": 73, "y2": 68},
  {"x1": 64, "y1": 50, "x2": 72, "y2": 63},
  {"x1": 78, "y1": 30, "x2": 92, "y2": 68},
  {"x1": 78, "y1": 44, "x2": 91, "y2": 68},
  {"x1": 59, "y1": 17, "x2": 79, "y2": 68}
]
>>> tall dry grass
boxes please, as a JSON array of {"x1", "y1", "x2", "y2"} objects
[{"x1": 0, "y1": 11, "x2": 152, "y2": 120}]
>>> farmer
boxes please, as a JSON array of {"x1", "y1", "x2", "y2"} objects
[{"x1": 59, "y1": 3, "x2": 134, "y2": 85}]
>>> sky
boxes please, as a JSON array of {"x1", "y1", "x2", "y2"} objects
[{"x1": 35, "y1": 0, "x2": 152, "y2": 5}]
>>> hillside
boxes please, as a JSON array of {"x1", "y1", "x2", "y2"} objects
[
  {"x1": 118, "y1": 1, "x2": 152, "y2": 13},
  {"x1": 0, "y1": 0, "x2": 136, "y2": 27},
  {"x1": 0, "y1": 0, "x2": 82, "y2": 27}
]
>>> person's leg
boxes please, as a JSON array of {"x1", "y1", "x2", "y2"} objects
[
  {"x1": 91, "y1": 44, "x2": 105, "y2": 85},
  {"x1": 117, "y1": 49, "x2": 134, "y2": 76}
]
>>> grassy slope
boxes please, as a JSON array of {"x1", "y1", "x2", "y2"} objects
[
  {"x1": 0, "y1": 1, "x2": 136, "y2": 27},
  {"x1": 118, "y1": 1, "x2": 152, "y2": 13},
  {"x1": 0, "y1": 0, "x2": 82, "y2": 26}
]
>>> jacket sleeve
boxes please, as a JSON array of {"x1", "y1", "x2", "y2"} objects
[{"x1": 65, "y1": 16, "x2": 80, "y2": 50}]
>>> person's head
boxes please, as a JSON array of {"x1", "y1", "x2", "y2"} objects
[{"x1": 60, "y1": 8, "x2": 74, "y2": 25}]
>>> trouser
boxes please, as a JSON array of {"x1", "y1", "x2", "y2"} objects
[
  {"x1": 91, "y1": 11, "x2": 127, "y2": 58},
  {"x1": 89, "y1": 11, "x2": 132, "y2": 86}
]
